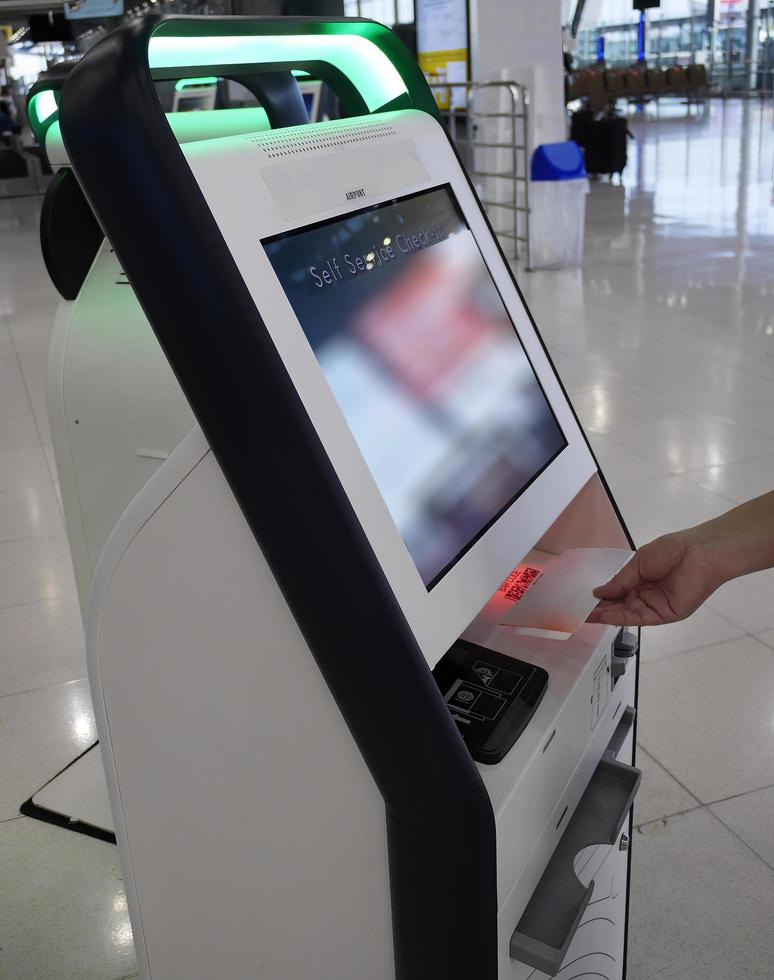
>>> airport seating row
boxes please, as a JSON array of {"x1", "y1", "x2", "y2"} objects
[{"x1": 566, "y1": 63, "x2": 709, "y2": 107}]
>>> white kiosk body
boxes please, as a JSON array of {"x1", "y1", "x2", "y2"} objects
[
  {"x1": 41, "y1": 107, "x2": 270, "y2": 612},
  {"x1": 51, "y1": 16, "x2": 641, "y2": 980}
]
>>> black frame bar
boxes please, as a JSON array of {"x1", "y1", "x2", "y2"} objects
[{"x1": 59, "y1": 15, "x2": 496, "y2": 980}]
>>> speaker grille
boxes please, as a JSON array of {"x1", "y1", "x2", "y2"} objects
[{"x1": 246, "y1": 119, "x2": 398, "y2": 159}]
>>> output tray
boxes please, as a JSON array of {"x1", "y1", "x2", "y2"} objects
[{"x1": 509, "y1": 755, "x2": 641, "y2": 975}]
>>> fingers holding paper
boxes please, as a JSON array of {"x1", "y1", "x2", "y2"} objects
[
  {"x1": 587, "y1": 530, "x2": 722, "y2": 628},
  {"x1": 588, "y1": 589, "x2": 682, "y2": 627}
]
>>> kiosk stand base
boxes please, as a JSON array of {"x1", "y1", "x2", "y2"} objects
[{"x1": 20, "y1": 744, "x2": 116, "y2": 843}]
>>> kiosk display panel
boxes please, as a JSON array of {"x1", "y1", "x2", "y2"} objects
[
  {"x1": 182, "y1": 108, "x2": 598, "y2": 665},
  {"x1": 263, "y1": 186, "x2": 567, "y2": 588}
]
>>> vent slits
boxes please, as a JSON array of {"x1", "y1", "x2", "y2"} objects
[{"x1": 245, "y1": 119, "x2": 398, "y2": 159}]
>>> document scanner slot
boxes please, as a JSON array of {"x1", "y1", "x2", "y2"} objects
[
  {"x1": 432, "y1": 640, "x2": 549, "y2": 764},
  {"x1": 509, "y1": 757, "x2": 641, "y2": 976}
]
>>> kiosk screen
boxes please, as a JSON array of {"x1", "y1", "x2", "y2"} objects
[{"x1": 263, "y1": 186, "x2": 566, "y2": 588}]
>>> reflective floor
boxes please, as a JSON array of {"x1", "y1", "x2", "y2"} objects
[
  {"x1": 522, "y1": 97, "x2": 774, "y2": 980},
  {"x1": 0, "y1": 198, "x2": 137, "y2": 980},
  {"x1": 0, "y1": 97, "x2": 773, "y2": 978}
]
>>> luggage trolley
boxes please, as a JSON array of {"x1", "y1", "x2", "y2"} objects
[{"x1": 49, "y1": 16, "x2": 641, "y2": 980}]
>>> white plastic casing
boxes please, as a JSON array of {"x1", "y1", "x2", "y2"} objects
[{"x1": 50, "y1": 111, "x2": 638, "y2": 980}]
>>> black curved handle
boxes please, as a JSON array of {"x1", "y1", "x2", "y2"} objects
[{"x1": 59, "y1": 16, "x2": 495, "y2": 980}]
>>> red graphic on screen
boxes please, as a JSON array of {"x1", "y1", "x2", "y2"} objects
[{"x1": 354, "y1": 248, "x2": 496, "y2": 400}]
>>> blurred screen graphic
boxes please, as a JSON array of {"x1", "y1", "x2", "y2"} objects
[{"x1": 263, "y1": 186, "x2": 566, "y2": 588}]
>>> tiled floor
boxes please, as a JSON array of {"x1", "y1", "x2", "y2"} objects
[
  {"x1": 0, "y1": 198, "x2": 136, "y2": 979},
  {"x1": 520, "y1": 97, "x2": 774, "y2": 980},
  {"x1": 0, "y1": 96, "x2": 773, "y2": 978}
]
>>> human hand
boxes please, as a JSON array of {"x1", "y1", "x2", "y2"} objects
[{"x1": 587, "y1": 528, "x2": 725, "y2": 627}]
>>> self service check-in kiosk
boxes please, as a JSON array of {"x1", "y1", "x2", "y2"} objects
[
  {"x1": 51, "y1": 16, "x2": 641, "y2": 980},
  {"x1": 28, "y1": 66, "x2": 273, "y2": 612},
  {"x1": 24, "y1": 68, "x2": 272, "y2": 836}
]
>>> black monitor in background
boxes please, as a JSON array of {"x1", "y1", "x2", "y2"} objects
[
  {"x1": 393, "y1": 23, "x2": 417, "y2": 59},
  {"x1": 28, "y1": 13, "x2": 74, "y2": 42},
  {"x1": 281, "y1": 0, "x2": 344, "y2": 13}
]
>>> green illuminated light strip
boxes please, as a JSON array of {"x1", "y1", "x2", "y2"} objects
[
  {"x1": 174, "y1": 76, "x2": 218, "y2": 91},
  {"x1": 165, "y1": 106, "x2": 270, "y2": 142},
  {"x1": 44, "y1": 122, "x2": 67, "y2": 164},
  {"x1": 148, "y1": 34, "x2": 407, "y2": 112},
  {"x1": 28, "y1": 89, "x2": 58, "y2": 141},
  {"x1": 32, "y1": 89, "x2": 58, "y2": 121},
  {"x1": 44, "y1": 106, "x2": 272, "y2": 162}
]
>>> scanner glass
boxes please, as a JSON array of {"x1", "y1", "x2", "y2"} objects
[{"x1": 263, "y1": 185, "x2": 566, "y2": 587}]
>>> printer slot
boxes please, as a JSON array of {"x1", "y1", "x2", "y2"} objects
[
  {"x1": 605, "y1": 704, "x2": 636, "y2": 761},
  {"x1": 509, "y1": 756, "x2": 641, "y2": 976}
]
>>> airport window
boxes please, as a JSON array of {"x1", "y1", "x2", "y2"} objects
[{"x1": 575, "y1": 0, "x2": 774, "y2": 93}]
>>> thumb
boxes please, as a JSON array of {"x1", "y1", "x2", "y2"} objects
[{"x1": 593, "y1": 554, "x2": 641, "y2": 601}]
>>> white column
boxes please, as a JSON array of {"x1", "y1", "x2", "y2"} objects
[
  {"x1": 744, "y1": 0, "x2": 760, "y2": 90},
  {"x1": 469, "y1": 0, "x2": 566, "y2": 150}
]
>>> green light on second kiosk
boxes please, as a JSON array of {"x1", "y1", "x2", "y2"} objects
[
  {"x1": 28, "y1": 88, "x2": 58, "y2": 140},
  {"x1": 174, "y1": 76, "x2": 218, "y2": 91},
  {"x1": 148, "y1": 33, "x2": 407, "y2": 113},
  {"x1": 44, "y1": 106, "x2": 272, "y2": 163}
]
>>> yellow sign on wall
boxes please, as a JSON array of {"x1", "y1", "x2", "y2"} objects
[{"x1": 416, "y1": 0, "x2": 469, "y2": 110}]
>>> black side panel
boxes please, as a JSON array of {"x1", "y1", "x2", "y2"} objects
[
  {"x1": 40, "y1": 168, "x2": 103, "y2": 300},
  {"x1": 25, "y1": 62, "x2": 75, "y2": 101},
  {"x1": 207, "y1": 61, "x2": 370, "y2": 118},
  {"x1": 388, "y1": 780, "x2": 497, "y2": 978},
  {"x1": 60, "y1": 17, "x2": 497, "y2": 980},
  {"x1": 229, "y1": 70, "x2": 309, "y2": 127},
  {"x1": 282, "y1": 0, "x2": 344, "y2": 13}
]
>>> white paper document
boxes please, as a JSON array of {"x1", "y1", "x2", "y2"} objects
[{"x1": 499, "y1": 547, "x2": 633, "y2": 639}]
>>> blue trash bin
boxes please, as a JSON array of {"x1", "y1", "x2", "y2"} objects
[{"x1": 530, "y1": 141, "x2": 589, "y2": 268}]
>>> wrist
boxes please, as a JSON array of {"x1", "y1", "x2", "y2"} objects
[{"x1": 684, "y1": 523, "x2": 738, "y2": 589}]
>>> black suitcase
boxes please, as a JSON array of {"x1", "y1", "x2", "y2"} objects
[
  {"x1": 0, "y1": 146, "x2": 28, "y2": 180},
  {"x1": 570, "y1": 110, "x2": 629, "y2": 178},
  {"x1": 569, "y1": 107, "x2": 595, "y2": 148}
]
